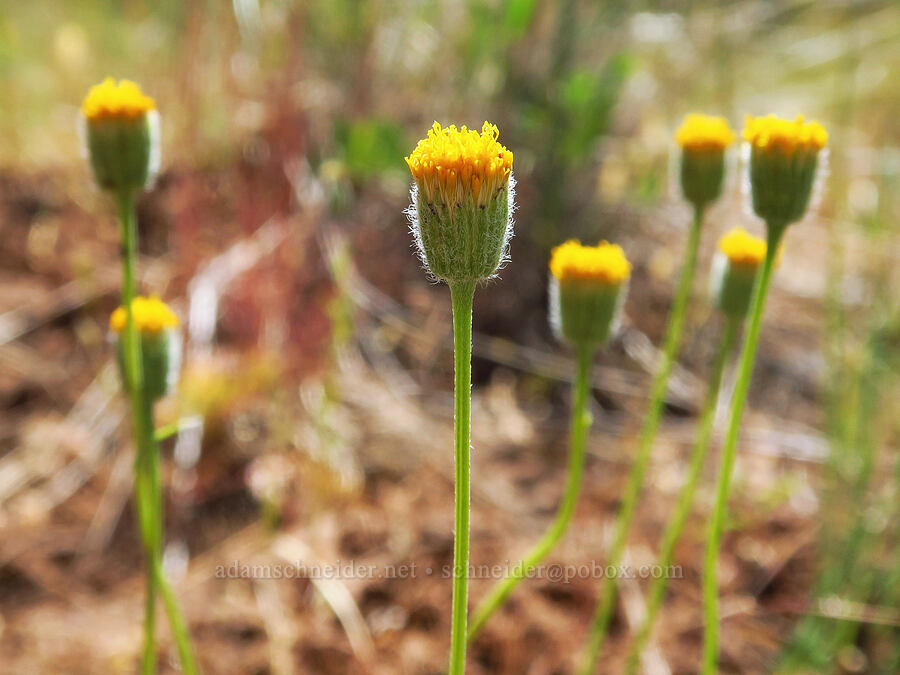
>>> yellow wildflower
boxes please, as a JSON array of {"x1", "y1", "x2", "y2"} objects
[
  {"x1": 718, "y1": 227, "x2": 767, "y2": 267},
  {"x1": 82, "y1": 78, "x2": 156, "y2": 121},
  {"x1": 405, "y1": 121, "x2": 513, "y2": 207},
  {"x1": 742, "y1": 114, "x2": 828, "y2": 155},
  {"x1": 550, "y1": 240, "x2": 631, "y2": 286},
  {"x1": 675, "y1": 114, "x2": 736, "y2": 152},
  {"x1": 110, "y1": 296, "x2": 179, "y2": 334}
]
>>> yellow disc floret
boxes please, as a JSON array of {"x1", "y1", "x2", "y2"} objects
[
  {"x1": 550, "y1": 240, "x2": 631, "y2": 285},
  {"x1": 82, "y1": 77, "x2": 156, "y2": 121},
  {"x1": 110, "y1": 296, "x2": 179, "y2": 334},
  {"x1": 675, "y1": 114, "x2": 736, "y2": 152},
  {"x1": 742, "y1": 114, "x2": 827, "y2": 155},
  {"x1": 405, "y1": 121, "x2": 513, "y2": 207},
  {"x1": 718, "y1": 227, "x2": 767, "y2": 267}
]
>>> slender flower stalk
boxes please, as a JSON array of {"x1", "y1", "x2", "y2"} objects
[
  {"x1": 702, "y1": 115, "x2": 827, "y2": 674},
  {"x1": 83, "y1": 79, "x2": 197, "y2": 675},
  {"x1": 449, "y1": 278, "x2": 475, "y2": 671},
  {"x1": 468, "y1": 241, "x2": 631, "y2": 641},
  {"x1": 580, "y1": 114, "x2": 734, "y2": 673},
  {"x1": 405, "y1": 121, "x2": 515, "y2": 674},
  {"x1": 117, "y1": 197, "x2": 159, "y2": 675},
  {"x1": 625, "y1": 227, "x2": 770, "y2": 673}
]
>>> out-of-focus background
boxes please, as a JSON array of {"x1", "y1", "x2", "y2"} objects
[{"x1": 1, "y1": 1, "x2": 899, "y2": 673}]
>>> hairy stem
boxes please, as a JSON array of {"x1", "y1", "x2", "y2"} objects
[
  {"x1": 702, "y1": 225, "x2": 784, "y2": 674},
  {"x1": 117, "y1": 192, "x2": 158, "y2": 675},
  {"x1": 448, "y1": 280, "x2": 475, "y2": 675},
  {"x1": 625, "y1": 316, "x2": 741, "y2": 673},
  {"x1": 155, "y1": 560, "x2": 199, "y2": 675},
  {"x1": 117, "y1": 191, "x2": 197, "y2": 674},
  {"x1": 468, "y1": 342, "x2": 595, "y2": 640},
  {"x1": 579, "y1": 207, "x2": 705, "y2": 674}
]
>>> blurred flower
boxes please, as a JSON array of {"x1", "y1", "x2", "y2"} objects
[
  {"x1": 711, "y1": 227, "x2": 769, "y2": 319},
  {"x1": 110, "y1": 295, "x2": 179, "y2": 334},
  {"x1": 742, "y1": 114, "x2": 827, "y2": 155},
  {"x1": 676, "y1": 114, "x2": 735, "y2": 152},
  {"x1": 550, "y1": 239, "x2": 632, "y2": 285},
  {"x1": 549, "y1": 240, "x2": 631, "y2": 345},
  {"x1": 676, "y1": 113, "x2": 735, "y2": 210},
  {"x1": 743, "y1": 114, "x2": 827, "y2": 228},
  {"x1": 405, "y1": 121, "x2": 514, "y2": 283},
  {"x1": 718, "y1": 226, "x2": 767, "y2": 267},
  {"x1": 82, "y1": 78, "x2": 155, "y2": 120},
  {"x1": 111, "y1": 296, "x2": 181, "y2": 401},
  {"x1": 81, "y1": 78, "x2": 160, "y2": 193}
]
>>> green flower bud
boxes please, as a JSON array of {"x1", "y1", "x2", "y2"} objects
[
  {"x1": 549, "y1": 240, "x2": 631, "y2": 346},
  {"x1": 743, "y1": 114, "x2": 828, "y2": 229},
  {"x1": 82, "y1": 78, "x2": 160, "y2": 194},
  {"x1": 675, "y1": 114, "x2": 736, "y2": 210},
  {"x1": 110, "y1": 296, "x2": 181, "y2": 401},
  {"x1": 405, "y1": 122, "x2": 514, "y2": 284},
  {"x1": 711, "y1": 227, "x2": 769, "y2": 319}
]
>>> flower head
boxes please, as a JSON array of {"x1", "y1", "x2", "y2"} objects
[
  {"x1": 405, "y1": 121, "x2": 515, "y2": 284},
  {"x1": 82, "y1": 78, "x2": 156, "y2": 121},
  {"x1": 82, "y1": 78, "x2": 160, "y2": 193},
  {"x1": 718, "y1": 227, "x2": 767, "y2": 267},
  {"x1": 676, "y1": 114, "x2": 735, "y2": 153},
  {"x1": 405, "y1": 121, "x2": 513, "y2": 208},
  {"x1": 549, "y1": 241, "x2": 631, "y2": 346},
  {"x1": 742, "y1": 114, "x2": 827, "y2": 156},
  {"x1": 743, "y1": 114, "x2": 827, "y2": 228},
  {"x1": 676, "y1": 114, "x2": 734, "y2": 209},
  {"x1": 110, "y1": 296, "x2": 179, "y2": 335},
  {"x1": 110, "y1": 296, "x2": 181, "y2": 401},
  {"x1": 550, "y1": 240, "x2": 631, "y2": 286},
  {"x1": 711, "y1": 228, "x2": 778, "y2": 318}
]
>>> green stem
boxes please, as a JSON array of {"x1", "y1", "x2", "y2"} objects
[
  {"x1": 448, "y1": 280, "x2": 475, "y2": 675},
  {"x1": 137, "y1": 445, "x2": 156, "y2": 675},
  {"x1": 579, "y1": 207, "x2": 705, "y2": 674},
  {"x1": 117, "y1": 191, "x2": 198, "y2": 674},
  {"x1": 625, "y1": 316, "x2": 741, "y2": 674},
  {"x1": 154, "y1": 421, "x2": 181, "y2": 443},
  {"x1": 701, "y1": 224, "x2": 784, "y2": 674},
  {"x1": 145, "y1": 398, "x2": 198, "y2": 674},
  {"x1": 468, "y1": 341, "x2": 596, "y2": 641},
  {"x1": 155, "y1": 560, "x2": 199, "y2": 675},
  {"x1": 117, "y1": 191, "x2": 158, "y2": 675},
  {"x1": 140, "y1": 393, "x2": 164, "y2": 675}
]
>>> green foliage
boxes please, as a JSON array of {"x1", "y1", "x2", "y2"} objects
[
  {"x1": 334, "y1": 118, "x2": 406, "y2": 180},
  {"x1": 780, "y1": 148, "x2": 900, "y2": 670},
  {"x1": 557, "y1": 54, "x2": 631, "y2": 164},
  {"x1": 504, "y1": 0, "x2": 539, "y2": 34}
]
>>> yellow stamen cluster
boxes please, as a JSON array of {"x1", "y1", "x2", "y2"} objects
[
  {"x1": 718, "y1": 227, "x2": 767, "y2": 267},
  {"x1": 675, "y1": 114, "x2": 736, "y2": 152},
  {"x1": 742, "y1": 114, "x2": 828, "y2": 154},
  {"x1": 405, "y1": 121, "x2": 513, "y2": 207},
  {"x1": 110, "y1": 296, "x2": 179, "y2": 334},
  {"x1": 82, "y1": 78, "x2": 156, "y2": 121},
  {"x1": 550, "y1": 240, "x2": 631, "y2": 285}
]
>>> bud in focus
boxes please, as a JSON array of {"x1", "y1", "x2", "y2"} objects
[
  {"x1": 82, "y1": 78, "x2": 159, "y2": 193},
  {"x1": 110, "y1": 296, "x2": 181, "y2": 401},
  {"x1": 549, "y1": 240, "x2": 631, "y2": 346},
  {"x1": 711, "y1": 227, "x2": 770, "y2": 319},
  {"x1": 405, "y1": 121, "x2": 514, "y2": 284},
  {"x1": 675, "y1": 113, "x2": 735, "y2": 211},
  {"x1": 743, "y1": 114, "x2": 827, "y2": 229}
]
